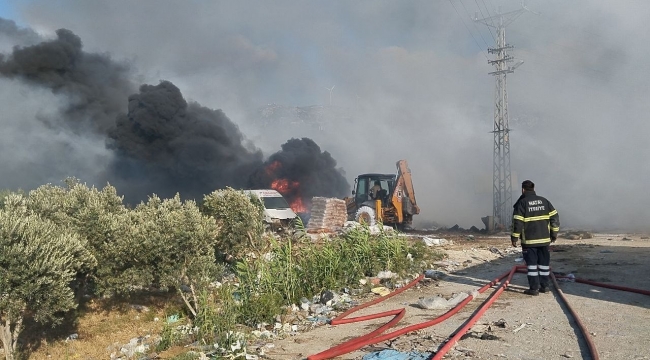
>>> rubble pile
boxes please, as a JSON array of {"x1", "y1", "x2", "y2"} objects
[
  {"x1": 108, "y1": 335, "x2": 160, "y2": 359},
  {"x1": 307, "y1": 197, "x2": 348, "y2": 231},
  {"x1": 561, "y1": 230, "x2": 594, "y2": 240}
]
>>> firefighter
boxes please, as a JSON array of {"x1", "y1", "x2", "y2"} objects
[{"x1": 511, "y1": 180, "x2": 560, "y2": 296}]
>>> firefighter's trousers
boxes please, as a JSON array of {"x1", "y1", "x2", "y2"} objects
[{"x1": 522, "y1": 245, "x2": 550, "y2": 290}]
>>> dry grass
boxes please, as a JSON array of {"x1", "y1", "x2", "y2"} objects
[{"x1": 24, "y1": 292, "x2": 184, "y2": 360}]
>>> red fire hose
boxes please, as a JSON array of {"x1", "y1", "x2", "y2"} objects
[
  {"x1": 307, "y1": 268, "x2": 520, "y2": 360},
  {"x1": 429, "y1": 265, "x2": 517, "y2": 359},
  {"x1": 555, "y1": 275, "x2": 650, "y2": 296},
  {"x1": 550, "y1": 272, "x2": 600, "y2": 360},
  {"x1": 307, "y1": 265, "x2": 650, "y2": 360}
]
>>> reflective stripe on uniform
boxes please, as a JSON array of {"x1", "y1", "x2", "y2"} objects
[
  {"x1": 527, "y1": 271, "x2": 539, "y2": 276},
  {"x1": 522, "y1": 238, "x2": 551, "y2": 245},
  {"x1": 512, "y1": 232, "x2": 520, "y2": 237},
  {"x1": 528, "y1": 265, "x2": 538, "y2": 270},
  {"x1": 551, "y1": 227, "x2": 560, "y2": 232},
  {"x1": 538, "y1": 265, "x2": 550, "y2": 277},
  {"x1": 522, "y1": 215, "x2": 550, "y2": 222},
  {"x1": 513, "y1": 215, "x2": 525, "y2": 221},
  {"x1": 549, "y1": 210, "x2": 558, "y2": 216}
]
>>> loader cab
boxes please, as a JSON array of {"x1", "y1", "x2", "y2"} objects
[{"x1": 352, "y1": 173, "x2": 396, "y2": 207}]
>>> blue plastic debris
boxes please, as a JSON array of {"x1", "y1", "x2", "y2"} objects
[
  {"x1": 362, "y1": 349, "x2": 431, "y2": 360},
  {"x1": 166, "y1": 314, "x2": 180, "y2": 323}
]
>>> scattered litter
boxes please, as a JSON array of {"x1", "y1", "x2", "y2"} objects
[
  {"x1": 480, "y1": 333, "x2": 500, "y2": 340},
  {"x1": 514, "y1": 257, "x2": 524, "y2": 262},
  {"x1": 109, "y1": 336, "x2": 152, "y2": 358},
  {"x1": 423, "y1": 237, "x2": 448, "y2": 246},
  {"x1": 65, "y1": 333, "x2": 78, "y2": 342},
  {"x1": 416, "y1": 296, "x2": 448, "y2": 310},
  {"x1": 362, "y1": 349, "x2": 431, "y2": 360},
  {"x1": 493, "y1": 319, "x2": 508, "y2": 328},
  {"x1": 456, "y1": 347, "x2": 477, "y2": 357},
  {"x1": 359, "y1": 278, "x2": 368, "y2": 285},
  {"x1": 489, "y1": 247, "x2": 504, "y2": 256},
  {"x1": 561, "y1": 231, "x2": 593, "y2": 240},
  {"x1": 320, "y1": 290, "x2": 335, "y2": 305},
  {"x1": 377, "y1": 270, "x2": 397, "y2": 279},
  {"x1": 424, "y1": 269, "x2": 446, "y2": 280},
  {"x1": 622, "y1": 237, "x2": 633, "y2": 241},
  {"x1": 513, "y1": 323, "x2": 531, "y2": 333},
  {"x1": 416, "y1": 292, "x2": 470, "y2": 310},
  {"x1": 166, "y1": 314, "x2": 180, "y2": 323},
  {"x1": 466, "y1": 235, "x2": 475, "y2": 240},
  {"x1": 371, "y1": 287, "x2": 391, "y2": 297},
  {"x1": 558, "y1": 274, "x2": 576, "y2": 282},
  {"x1": 561, "y1": 353, "x2": 574, "y2": 358}
]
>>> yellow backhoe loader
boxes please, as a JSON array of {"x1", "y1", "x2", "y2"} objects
[{"x1": 343, "y1": 160, "x2": 419, "y2": 229}]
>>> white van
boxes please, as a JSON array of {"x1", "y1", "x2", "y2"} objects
[{"x1": 244, "y1": 189, "x2": 298, "y2": 231}]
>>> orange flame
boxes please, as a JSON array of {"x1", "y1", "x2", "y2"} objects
[
  {"x1": 290, "y1": 198, "x2": 307, "y2": 213},
  {"x1": 271, "y1": 178, "x2": 307, "y2": 213},
  {"x1": 271, "y1": 178, "x2": 299, "y2": 194}
]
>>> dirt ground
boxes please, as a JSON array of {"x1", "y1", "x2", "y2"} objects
[{"x1": 264, "y1": 233, "x2": 650, "y2": 360}]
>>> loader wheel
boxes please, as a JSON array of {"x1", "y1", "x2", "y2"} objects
[{"x1": 355, "y1": 206, "x2": 376, "y2": 226}]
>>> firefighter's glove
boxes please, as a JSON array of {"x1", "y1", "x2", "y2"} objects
[
  {"x1": 551, "y1": 236, "x2": 557, "y2": 243},
  {"x1": 510, "y1": 236, "x2": 518, "y2": 247}
]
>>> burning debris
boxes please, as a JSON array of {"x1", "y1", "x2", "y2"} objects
[{"x1": 249, "y1": 138, "x2": 349, "y2": 214}]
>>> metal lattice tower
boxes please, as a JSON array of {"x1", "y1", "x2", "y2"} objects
[{"x1": 475, "y1": 3, "x2": 531, "y2": 229}]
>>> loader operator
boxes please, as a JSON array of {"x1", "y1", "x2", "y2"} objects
[
  {"x1": 511, "y1": 180, "x2": 560, "y2": 296},
  {"x1": 369, "y1": 180, "x2": 382, "y2": 200}
]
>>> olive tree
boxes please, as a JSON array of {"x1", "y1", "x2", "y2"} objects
[
  {"x1": 201, "y1": 188, "x2": 265, "y2": 258},
  {"x1": 0, "y1": 194, "x2": 96, "y2": 360},
  {"x1": 24, "y1": 179, "x2": 128, "y2": 297},
  {"x1": 118, "y1": 194, "x2": 221, "y2": 315}
]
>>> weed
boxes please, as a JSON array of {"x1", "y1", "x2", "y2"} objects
[
  {"x1": 233, "y1": 226, "x2": 432, "y2": 322},
  {"x1": 170, "y1": 352, "x2": 201, "y2": 360},
  {"x1": 156, "y1": 317, "x2": 195, "y2": 352}
]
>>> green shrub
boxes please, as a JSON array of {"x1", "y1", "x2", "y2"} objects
[
  {"x1": 201, "y1": 188, "x2": 265, "y2": 258},
  {"x1": 25, "y1": 180, "x2": 222, "y2": 311},
  {"x1": 24, "y1": 179, "x2": 128, "y2": 296},
  {"x1": 113, "y1": 194, "x2": 221, "y2": 315},
  {"x1": 0, "y1": 194, "x2": 96, "y2": 360}
]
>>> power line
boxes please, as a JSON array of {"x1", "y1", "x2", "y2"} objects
[
  {"x1": 459, "y1": 0, "x2": 492, "y2": 48},
  {"x1": 448, "y1": 0, "x2": 489, "y2": 60},
  {"x1": 475, "y1": 0, "x2": 497, "y2": 42},
  {"x1": 480, "y1": 0, "x2": 496, "y2": 24}
]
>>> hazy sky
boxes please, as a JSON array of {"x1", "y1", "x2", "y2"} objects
[{"x1": 1, "y1": 0, "x2": 649, "y2": 230}]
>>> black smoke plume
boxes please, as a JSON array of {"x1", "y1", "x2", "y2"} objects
[
  {"x1": 0, "y1": 24, "x2": 349, "y2": 206},
  {"x1": 0, "y1": 17, "x2": 41, "y2": 46},
  {"x1": 0, "y1": 26, "x2": 134, "y2": 134},
  {"x1": 107, "y1": 80, "x2": 264, "y2": 201}
]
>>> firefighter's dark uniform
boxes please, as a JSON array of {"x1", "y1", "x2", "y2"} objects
[{"x1": 511, "y1": 190, "x2": 560, "y2": 291}]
